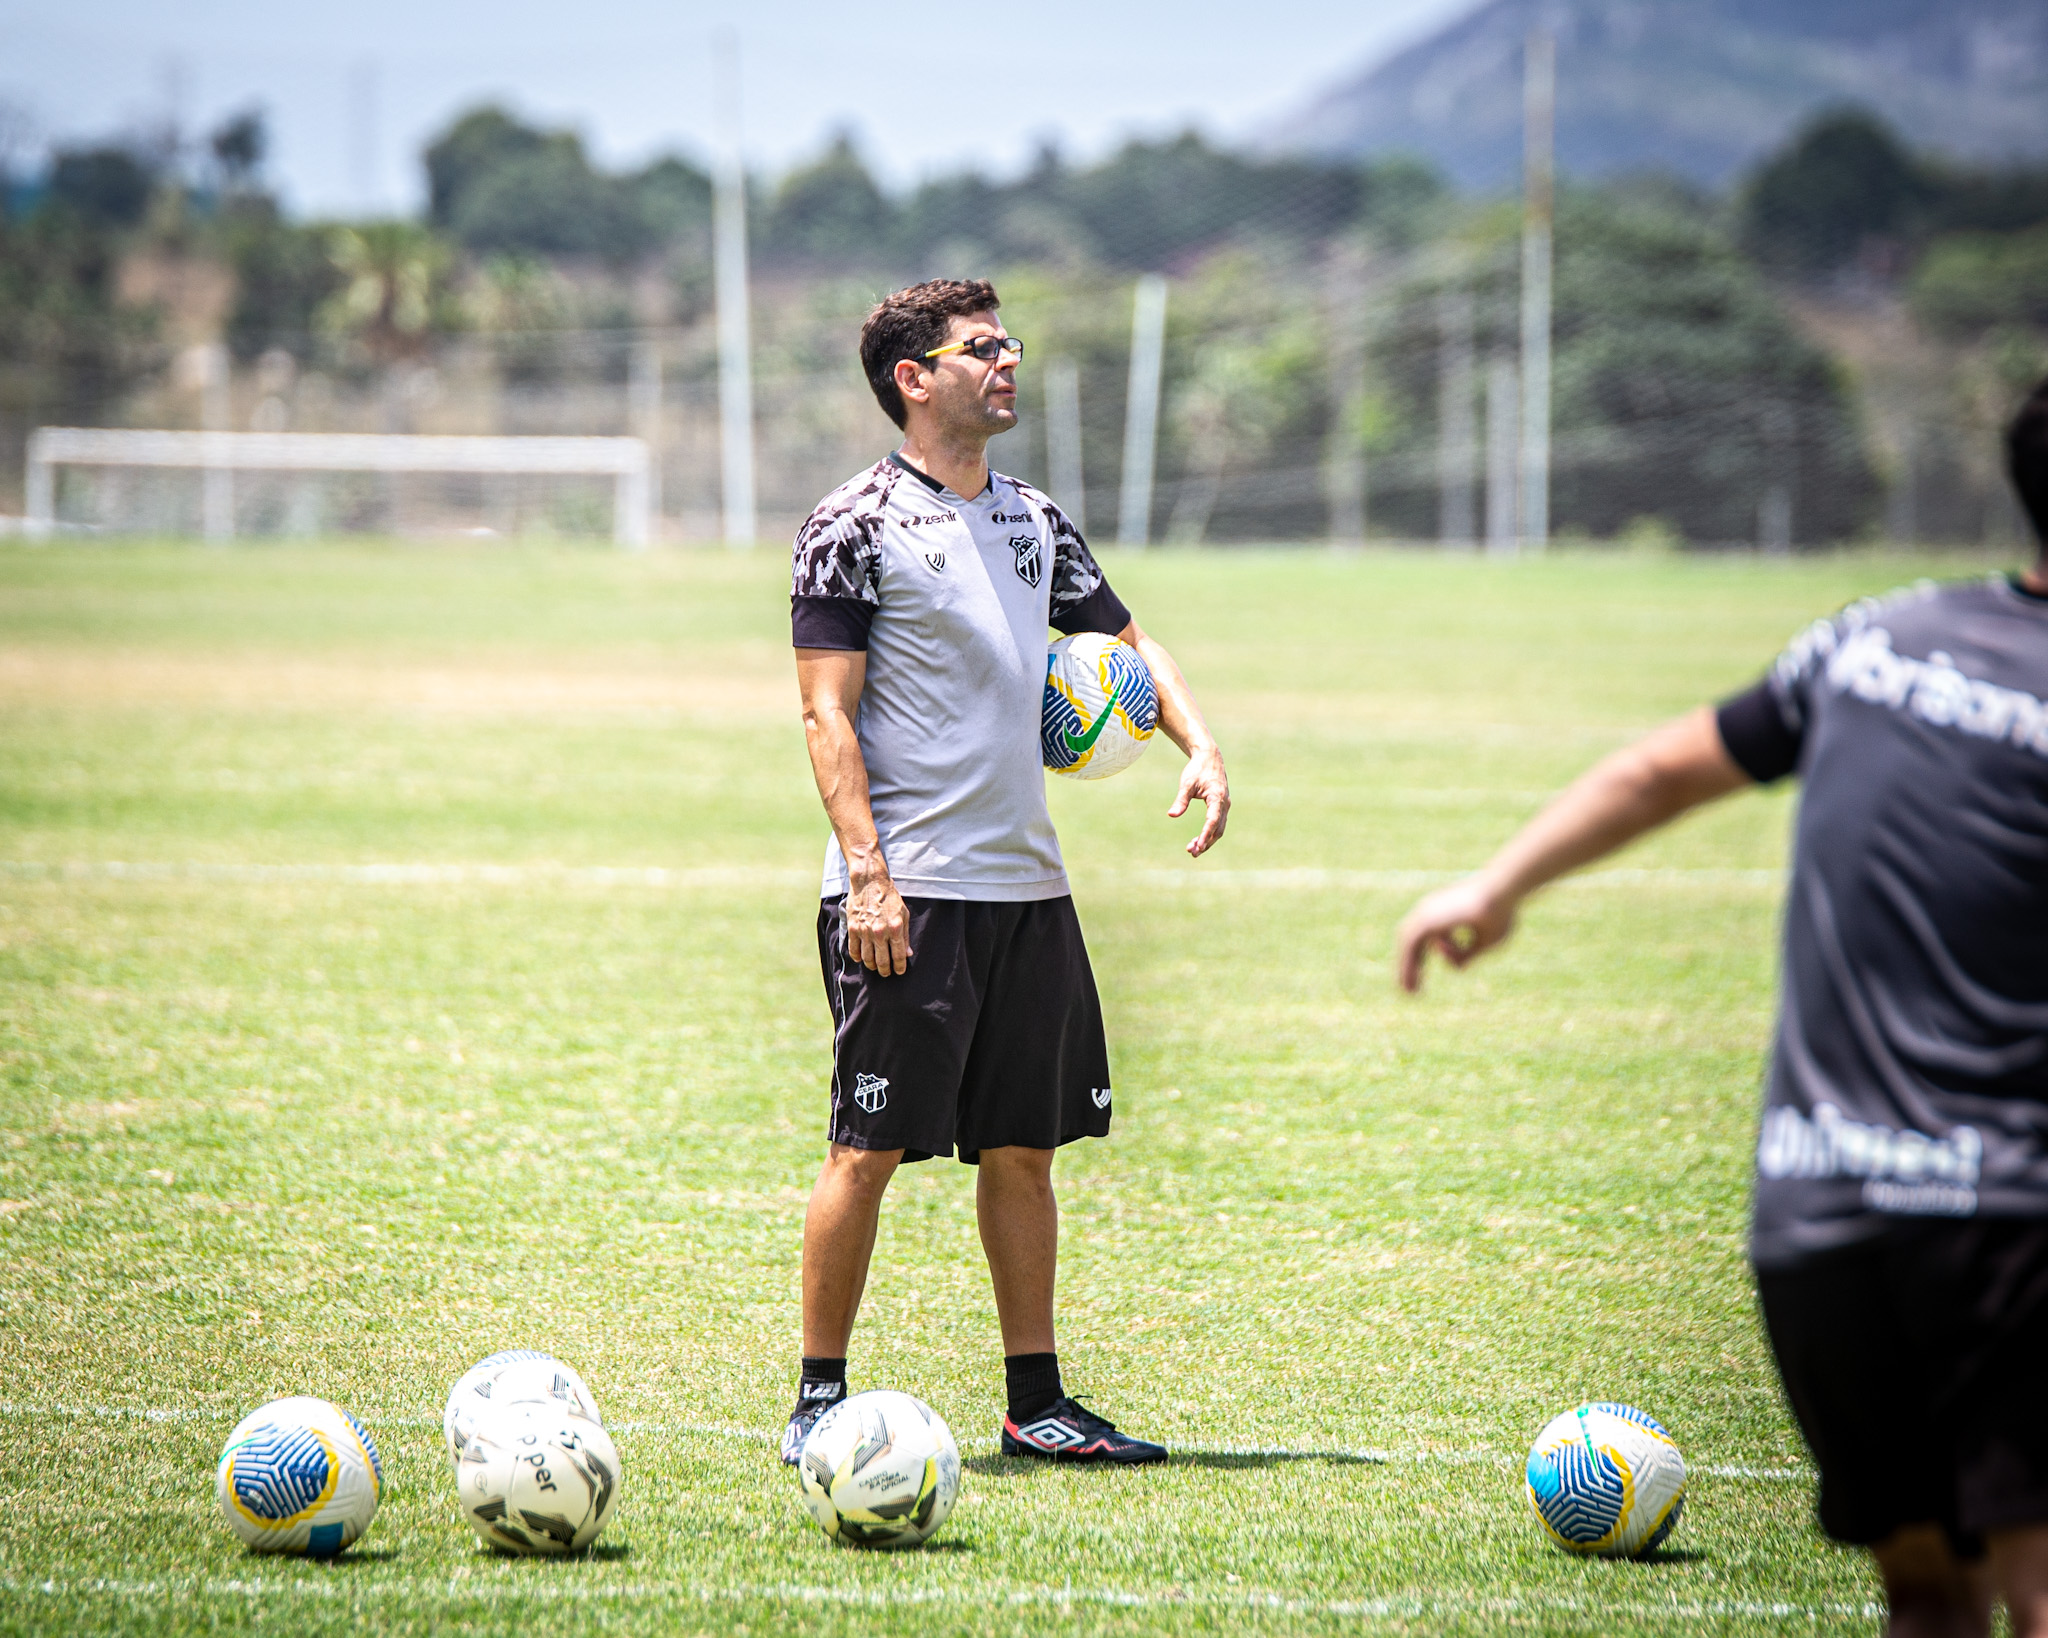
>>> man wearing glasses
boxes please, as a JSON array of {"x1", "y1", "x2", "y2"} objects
[{"x1": 782, "y1": 278, "x2": 1229, "y2": 1466}]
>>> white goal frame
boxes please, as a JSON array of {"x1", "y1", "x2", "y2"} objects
[{"x1": 24, "y1": 427, "x2": 654, "y2": 548}]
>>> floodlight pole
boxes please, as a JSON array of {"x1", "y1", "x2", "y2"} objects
[
  {"x1": 1437, "y1": 289, "x2": 1476, "y2": 548},
  {"x1": 200, "y1": 343, "x2": 233, "y2": 544},
  {"x1": 1520, "y1": 27, "x2": 1554, "y2": 553},
  {"x1": 1486, "y1": 355, "x2": 1520, "y2": 554},
  {"x1": 1044, "y1": 358, "x2": 1087, "y2": 534},
  {"x1": 24, "y1": 429, "x2": 54, "y2": 541},
  {"x1": 629, "y1": 337, "x2": 663, "y2": 545},
  {"x1": 1117, "y1": 275, "x2": 1167, "y2": 548},
  {"x1": 713, "y1": 32, "x2": 757, "y2": 549}
]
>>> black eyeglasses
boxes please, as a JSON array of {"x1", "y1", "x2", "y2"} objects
[{"x1": 922, "y1": 335, "x2": 1025, "y2": 364}]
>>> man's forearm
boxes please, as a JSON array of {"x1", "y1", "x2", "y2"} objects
[
  {"x1": 804, "y1": 712, "x2": 890, "y2": 883},
  {"x1": 1125, "y1": 625, "x2": 1216, "y2": 756},
  {"x1": 1478, "y1": 707, "x2": 1748, "y2": 903}
]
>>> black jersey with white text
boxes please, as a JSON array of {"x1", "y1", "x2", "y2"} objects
[{"x1": 1716, "y1": 577, "x2": 2048, "y2": 1270}]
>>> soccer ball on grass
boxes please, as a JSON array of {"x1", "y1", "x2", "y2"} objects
[
  {"x1": 215, "y1": 1395, "x2": 382, "y2": 1557},
  {"x1": 455, "y1": 1399, "x2": 622, "y2": 1555},
  {"x1": 443, "y1": 1349, "x2": 602, "y2": 1464},
  {"x1": 1524, "y1": 1401, "x2": 1686, "y2": 1558},
  {"x1": 795, "y1": 1389, "x2": 961, "y2": 1548}
]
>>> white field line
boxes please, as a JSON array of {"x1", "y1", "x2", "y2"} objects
[
  {"x1": 0, "y1": 1576, "x2": 1883, "y2": 1622},
  {"x1": 0, "y1": 860, "x2": 812, "y2": 889},
  {"x1": 0, "y1": 1402, "x2": 1803, "y2": 1479},
  {"x1": 0, "y1": 1402, "x2": 769, "y2": 1442},
  {"x1": 0, "y1": 860, "x2": 1784, "y2": 892}
]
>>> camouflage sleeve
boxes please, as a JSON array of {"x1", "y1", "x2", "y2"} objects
[
  {"x1": 791, "y1": 503, "x2": 880, "y2": 602},
  {"x1": 1041, "y1": 496, "x2": 1101, "y2": 617},
  {"x1": 1036, "y1": 494, "x2": 1131, "y2": 636}
]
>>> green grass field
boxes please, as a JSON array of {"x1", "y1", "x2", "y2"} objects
[{"x1": 0, "y1": 541, "x2": 2009, "y2": 1635}]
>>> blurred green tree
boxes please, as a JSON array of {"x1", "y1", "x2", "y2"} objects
[
  {"x1": 47, "y1": 146, "x2": 157, "y2": 229},
  {"x1": 758, "y1": 133, "x2": 896, "y2": 266},
  {"x1": 1378, "y1": 185, "x2": 1878, "y2": 543},
  {"x1": 1741, "y1": 107, "x2": 1925, "y2": 274},
  {"x1": 1910, "y1": 227, "x2": 2048, "y2": 335},
  {"x1": 321, "y1": 221, "x2": 453, "y2": 364},
  {"x1": 222, "y1": 209, "x2": 347, "y2": 361}
]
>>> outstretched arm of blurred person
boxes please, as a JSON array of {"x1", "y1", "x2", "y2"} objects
[
  {"x1": 1118, "y1": 617, "x2": 1230, "y2": 858},
  {"x1": 1395, "y1": 706, "x2": 1752, "y2": 994}
]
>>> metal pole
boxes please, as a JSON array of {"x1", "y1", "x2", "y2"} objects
[
  {"x1": 1325, "y1": 242, "x2": 1367, "y2": 549},
  {"x1": 1116, "y1": 274, "x2": 1167, "y2": 548},
  {"x1": 25, "y1": 430, "x2": 53, "y2": 541},
  {"x1": 1437, "y1": 289, "x2": 1475, "y2": 548},
  {"x1": 1520, "y1": 27, "x2": 1554, "y2": 552},
  {"x1": 615, "y1": 443, "x2": 651, "y2": 550},
  {"x1": 200, "y1": 342, "x2": 234, "y2": 543},
  {"x1": 713, "y1": 33, "x2": 757, "y2": 549},
  {"x1": 1486, "y1": 355, "x2": 1520, "y2": 556},
  {"x1": 629, "y1": 338, "x2": 663, "y2": 542},
  {"x1": 1044, "y1": 358, "x2": 1087, "y2": 534}
]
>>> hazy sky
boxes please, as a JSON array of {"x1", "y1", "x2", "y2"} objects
[{"x1": 1, "y1": 0, "x2": 1475, "y2": 214}]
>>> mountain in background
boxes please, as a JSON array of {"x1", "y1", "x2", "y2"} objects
[{"x1": 1267, "y1": 0, "x2": 2048, "y2": 190}]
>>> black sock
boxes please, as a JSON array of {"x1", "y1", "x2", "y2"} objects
[
  {"x1": 798, "y1": 1356, "x2": 847, "y2": 1406},
  {"x1": 1005, "y1": 1352, "x2": 1063, "y2": 1423}
]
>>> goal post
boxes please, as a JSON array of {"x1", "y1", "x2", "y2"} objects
[{"x1": 23, "y1": 428, "x2": 655, "y2": 548}]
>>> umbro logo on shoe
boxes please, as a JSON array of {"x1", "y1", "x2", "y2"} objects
[
  {"x1": 854, "y1": 1073, "x2": 889, "y2": 1114},
  {"x1": 1015, "y1": 1416, "x2": 1085, "y2": 1450},
  {"x1": 1000, "y1": 1397, "x2": 1168, "y2": 1465}
]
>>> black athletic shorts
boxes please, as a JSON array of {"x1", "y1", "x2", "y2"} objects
[
  {"x1": 1757, "y1": 1220, "x2": 2048, "y2": 1553},
  {"x1": 816, "y1": 895, "x2": 1113, "y2": 1165}
]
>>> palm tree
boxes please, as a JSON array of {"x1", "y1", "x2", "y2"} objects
[{"x1": 321, "y1": 221, "x2": 449, "y2": 366}]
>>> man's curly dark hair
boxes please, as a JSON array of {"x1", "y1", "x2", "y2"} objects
[{"x1": 858, "y1": 279, "x2": 1001, "y2": 430}]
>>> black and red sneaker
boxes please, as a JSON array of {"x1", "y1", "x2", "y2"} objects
[{"x1": 1000, "y1": 1397, "x2": 1167, "y2": 1465}]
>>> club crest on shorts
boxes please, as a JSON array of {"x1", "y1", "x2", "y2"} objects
[
  {"x1": 1011, "y1": 534, "x2": 1042, "y2": 589},
  {"x1": 853, "y1": 1073, "x2": 889, "y2": 1114},
  {"x1": 1091, "y1": 1087, "x2": 1111, "y2": 1109}
]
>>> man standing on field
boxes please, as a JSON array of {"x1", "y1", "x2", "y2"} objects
[
  {"x1": 781, "y1": 279, "x2": 1229, "y2": 1466},
  {"x1": 1397, "y1": 380, "x2": 2048, "y2": 1636}
]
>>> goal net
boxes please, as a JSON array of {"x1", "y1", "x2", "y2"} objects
[{"x1": 24, "y1": 428, "x2": 654, "y2": 547}]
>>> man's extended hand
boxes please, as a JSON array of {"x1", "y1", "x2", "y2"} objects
[
  {"x1": 1169, "y1": 743, "x2": 1230, "y2": 858},
  {"x1": 1395, "y1": 875, "x2": 1517, "y2": 993},
  {"x1": 846, "y1": 862, "x2": 912, "y2": 976}
]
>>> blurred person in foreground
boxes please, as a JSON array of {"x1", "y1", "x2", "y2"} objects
[
  {"x1": 1397, "y1": 379, "x2": 2048, "y2": 1637},
  {"x1": 780, "y1": 279, "x2": 1229, "y2": 1466}
]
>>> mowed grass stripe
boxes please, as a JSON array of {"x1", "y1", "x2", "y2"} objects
[
  {"x1": 1, "y1": 543, "x2": 2003, "y2": 1635},
  {"x1": 0, "y1": 859, "x2": 1783, "y2": 889},
  {"x1": 5, "y1": 1574, "x2": 1885, "y2": 1625}
]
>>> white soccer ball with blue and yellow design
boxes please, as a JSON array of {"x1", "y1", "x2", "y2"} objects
[
  {"x1": 1524, "y1": 1401, "x2": 1686, "y2": 1558},
  {"x1": 443, "y1": 1349, "x2": 603, "y2": 1465},
  {"x1": 796, "y1": 1389, "x2": 961, "y2": 1549},
  {"x1": 1043, "y1": 632, "x2": 1158, "y2": 780},
  {"x1": 215, "y1": 1395, "x2": 382, "y2": 1557}
]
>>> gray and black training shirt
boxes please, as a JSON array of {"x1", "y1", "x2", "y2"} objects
[
  {"x1": 790, "y1": 454, "x2": 1128, "y2": 903},
  {"x1": 1716, "y1": 576, "x2": 2048, "y2": 1270}
]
